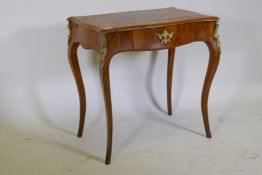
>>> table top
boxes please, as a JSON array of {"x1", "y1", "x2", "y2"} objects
[{"x1": 68, "y1": 7, "x2": 218, "y2": 33}]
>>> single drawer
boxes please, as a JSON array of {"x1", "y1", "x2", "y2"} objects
[{"x1": 132, "y1": 24, "x2": 192, "y2": 50}]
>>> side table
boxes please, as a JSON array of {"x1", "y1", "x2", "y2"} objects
[{"x1": 67, "y1": 7, "x2": 221, "y2": 164}]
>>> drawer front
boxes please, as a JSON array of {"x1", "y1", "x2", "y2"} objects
[{"x1": 133, "y1": 24, "x2": 192, "y2": 50}]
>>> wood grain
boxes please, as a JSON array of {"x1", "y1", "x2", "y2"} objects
[
  {"x1": 67, "y1": 7, "x2": 220, "y2": 164},
  {"x1": 68, "y1": 7, "x2": 218, "y2": 32}
]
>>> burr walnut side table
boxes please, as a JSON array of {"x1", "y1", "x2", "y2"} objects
[{"x1": 67, "y1": 7, "x2": 221, "y2": 165}]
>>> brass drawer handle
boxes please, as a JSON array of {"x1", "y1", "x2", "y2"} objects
[{"x1": 155, "y1": 30, "x2": 174, "y2": 44}]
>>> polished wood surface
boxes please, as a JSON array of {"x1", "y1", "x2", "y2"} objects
[
  {"x1": 167, "y1": 48, "x2": 175, "y2": 115},
  {"x1": 68, "y1": 7, "x2": 218, "y2": 32},
  {"x1": 67, "y1": 7, "x2": 220, "y2": 165},
  {"x1": 68, "y1": 42, "x2": 86, "y2": 137}
]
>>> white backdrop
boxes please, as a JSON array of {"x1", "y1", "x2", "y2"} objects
[{"x1": 1, "y1": 0, "x2": 262, "y2": 174}]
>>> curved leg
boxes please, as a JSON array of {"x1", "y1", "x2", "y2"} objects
[
  {"x1": 202, "y1": 40, "x2": 220, "y2": 138},
  {"x1": 167, "y1": 48, "x2": 176, "y2": 115},
  {"x1": 68, "y1": 42, "x2": 86, "y2": 137},
  {"x1": 99, "y1": 55, "x2": 113, "y2": 165}
]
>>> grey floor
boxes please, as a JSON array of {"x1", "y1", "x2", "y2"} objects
[{"x1": 1, "y1": 89, "x2": 262, "y2": 175}]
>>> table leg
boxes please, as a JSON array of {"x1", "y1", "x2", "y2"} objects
[
  {"x1": 167, "y1": 48, "x2": 176, "y2": 115},
  {"x1": 68, "y1": 42, "x2": 86, "y2": 137},
  {"x1": 202, "y1": 39, "x2": 220, "y2": 138},
  {"x1": 99, "y1": 55, "x2": 113, "y2": 165}
]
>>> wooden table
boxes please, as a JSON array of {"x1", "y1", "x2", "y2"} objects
[{"x1": 67, "y1": 7, "x2": 221, "y2": 164}]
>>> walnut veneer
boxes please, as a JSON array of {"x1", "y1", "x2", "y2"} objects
[{"x1": 67, "y1": 7, "x2": 221, "y2": 165}]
